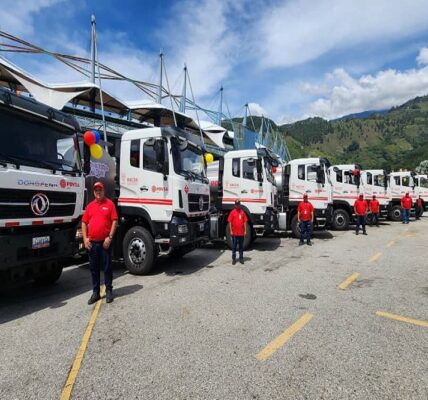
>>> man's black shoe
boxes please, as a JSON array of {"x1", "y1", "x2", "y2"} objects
[
  {"x1": 307, "y1": 241, "x2": 312, "y2": 246},
  {"x1": 232, "y1": 259, "x2": 236, "y2": 265},
  {"x1": 88, "y1": 292, "x2": 100, "y2": 305},
  {"x1": 239, "y1": 258, "x2": 244, "y2": 264},
  {"x1": 363, "y1": 232, "x2": 367, "y2": 235},
  {"x1": 356, "y1": 231, "x2": 359, "y2": 235},
  {"x1": 299, "y1": 241, "x2": 304, "y2": 246},
  {"x1": 106, "y1": 290, "x2": 114, "y2": 303}
]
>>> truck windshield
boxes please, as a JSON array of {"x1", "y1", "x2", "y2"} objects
[
  {"x1": 264, "y1": 158, "x2": 275, "y2": 184},
  {"x1": 0, "y1": 108, "x2": 80, "y2": 172},
  {"x1": 420, "y1": 177, "x2": 428, "y2": 188},
  {"x1": 171, "y1": 139, "x2": 206, "y2": 181},
  {"x1": 374, "y1": 174, "x2": 385, "y2": 187}
]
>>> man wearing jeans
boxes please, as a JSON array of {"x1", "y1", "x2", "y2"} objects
[
  {"x1": 227, "y1": 200, "x2": 248, "y2": 265},
  {"x1": 82, "y1": 182, "x2": 118, "y2": 304},
  {"x1": 298, "y1": 193, "x2": 314, "y2": 246},
  {"x1": 401, "y1": 192, "x2": 412, "y2": 224},
  {"x1": 370, "y1": 195, "x2": 380, "y2": 226},
  {"x1": 354, "y1": 193, "x2": 368, "y2": 235}
]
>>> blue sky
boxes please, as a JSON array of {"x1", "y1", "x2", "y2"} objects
[{"x1": 2, "y1": 0, "x2": 428, "y2": 123}]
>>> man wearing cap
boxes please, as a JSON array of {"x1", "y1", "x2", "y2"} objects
[
  {"x1": 227, "y1": 200, "x2": 248, "y2": 264},
  {"x1": 354, "y1": 193, "x2": 368, "y2": 235},
  {"x1": 297, "y1": 193, "x2": 314, "y2": 246},
  {"x1": 415, "y1": 195, "x2": 423, "y2": 220},
  {"x1": 369, "y1": 195, "x2": 380, "y2": 227},
  {"x1": 401, "y1": 192, "x2": 412, "y2": 224},
  {"x1": 82, "y1": 182, "x2": 118, "y2": 304}
]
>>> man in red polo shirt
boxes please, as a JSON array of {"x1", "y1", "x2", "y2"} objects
[
  {"x1": 82, "y1": 182, "x2": 118, "y2": 304},
  {"x1": 370, "y1": 195, "x2": 380, "y2": 227},
  {"x1": 415, "y1": 195, "x2": 423, "y2": 220},
  {"x1": 401, "y1": 192, "x2": 412, "y2": 224},
  {"x1": 354, "y1": 193, "x2": 368, "y2": 235},
  {"x1": 227, "y1": 200, "x2": 248, "y2": 265},
  {"x1": 298, "y1": 193, "x2": 314, "y2": 246}
]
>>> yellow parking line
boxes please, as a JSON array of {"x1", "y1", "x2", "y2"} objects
[
  {"x1": 386, "y1": 240, "x2": 395, "y2": 248},
  {"x1": 369, "y1": 252, "x2": 382, "y2": 263},
  {"x1": 256, "y1": 313, "x2": 313, "y2": 361},
  {"x1": 60, "y1": 287, "x2": 105, "y2": 400},
  {"x1": 376, "y1": 311, "x2": 428, "y2": 329},
  {"x1": 338, "y1": 272, "x2": 360, "y2": 290}
]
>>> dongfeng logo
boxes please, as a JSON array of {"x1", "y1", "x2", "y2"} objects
[
  {"x1": 30, "y1": 193, "x2": 50, "y2": 216},
  {"x1": 199, "y1": 196, "x2": 204, "y2": 211}
]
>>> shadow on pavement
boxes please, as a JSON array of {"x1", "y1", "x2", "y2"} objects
[{"x1": 0, "y1": 261, "x2": 128, "y2": 324}]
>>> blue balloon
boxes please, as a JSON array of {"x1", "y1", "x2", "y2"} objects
[{"x1": 92, "y1": 130, "x2": 100, "y2": 144}]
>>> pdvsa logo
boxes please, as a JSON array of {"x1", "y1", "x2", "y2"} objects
[
  {"x1": 184, "y1": 185, "x2": 189, "y2": 194},
  {"x1": 31, "y1": 193, "x2": 50, "y2": 216},
  {"x1": 60, "y1": 179, "x2": 80, "y2": 189}
]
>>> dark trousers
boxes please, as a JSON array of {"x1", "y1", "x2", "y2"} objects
[
  {"x1": 415, "y1": 205, "x2": 422, "y2": 219},
  {"x1": 371, "y1": 213, "x2": 379, "y2": 225},
  {"x1": 232, "y1": 235, "x2": 244, "y2": 260},
  {"x1": 88, "y1": 241, "x2": 113, "y2": 294},
  {"x1": 402, "y1": 208, "x2": 410, "y2": 223},
  {"x1": 356, "y1": 215, "x2": 366, "y2": 233},
  {"x1": 299, "y1": 220, "x2": 312, "y2": 243}
]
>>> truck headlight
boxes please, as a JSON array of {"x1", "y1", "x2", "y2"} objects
[{"x1": 178, "y1": 224, "x2": 189, "y2": 234}]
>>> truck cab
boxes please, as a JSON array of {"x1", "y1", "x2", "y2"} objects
[
  {"x1": 360, "y1": 169, "x2": 390, "y2": 217},
  {"x1": 275, "y1": 157, "x2": 332, "y2": 237},
  {"x1": 207, "y1": 148, "x2": 278, "y2": 249},
  {"x1": 388, "y1": 171, "x2": 417, "y2": 221},
  {"x1": 0, "y1": 88, "x2": 85, "y2": 284},
  {"x1": 328, "y1": 164, "x2": 362, "y2": 230},
  {"x1": 117, "y1": 126, "x2": 210, "y2": 274},
  {"x1": 414, "y1": 174, "x2": 428, "y2": 212}
]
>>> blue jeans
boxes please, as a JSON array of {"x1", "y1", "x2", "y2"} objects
[
  {"x1": 402, "y1": 208, "x2": 410, "y2": 223},
  {"x1": 232, "y1": 236, "x2": 244, "y2": 260},
  {"x1": 88, "y1": 241, "x2": 113, "y2": 294},
  {"x1": 299, "y1": 220, "x2": 312, "y2": 242},
  {"x1": 356, "y1": 216, "x2": 366, "y2": 233},
  {"x1": 371, "y1": 213, "x2": 379, "y2": 225}
]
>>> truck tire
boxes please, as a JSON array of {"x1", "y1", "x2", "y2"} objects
[
  {"x1": 389, "y1": 205, "x2": 402, "y2": 221},
  {"x1": 225, "y1": 222, "x2": 252, "y2": 250},
  {"x1": 123, "y1": 226, "x2": 155, "y2": 275},
  {"x1": 291, "y1": 214, "x2": 300, "y2": 238},
  {"x1": 331, "y1": 209, "x2": 350, "y2": 230},
  {"x1": 34, "y1": 263, "x2": 63, "y2": 285}
]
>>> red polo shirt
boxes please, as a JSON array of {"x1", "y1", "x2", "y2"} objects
[
  {"x1": 227, "y1": 208, "x2": 248, "y2": 236},
  {"x1": 401, "y1": 196, "x2": 412, "y2": 209},
  {"x1": 82, "y1": 198, "x2": 118, "y2": 241},
  {"x1": 354, "y1": 199, "x2": 368, "y2": 216},
  {"x1": 298, "y1": 201, "x2": 314, "y2": 221},
  {"x1": 370, "y1": 199, "x2": 380, "y2": 213}
]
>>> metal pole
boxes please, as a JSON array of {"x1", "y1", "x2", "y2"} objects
[
  {"x1": 158, "y1": 49, "x2": 163, "y2": 104},
  {"x1": 90, "y1": 15, "x2": 96, "y2": 84},
  {"x1": 218, "y1": 86, "x2": 223, "y2": 125},
  {"x1": 179, "y1": 64, "x2": 187, "y2": 113}
]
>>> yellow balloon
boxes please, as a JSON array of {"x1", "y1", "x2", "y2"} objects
[
  {"x1": 90, "y1": 144, "x2": 103, "y2": 159},
  {"x1": 205, "y1": 153, "x2": 214, "y2": 164}
]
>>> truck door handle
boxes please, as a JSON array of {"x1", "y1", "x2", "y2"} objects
[
  {"x1": 241, "y1": 190, "x2": 248, "y2": 194},
  {"x1": 140, "y1": 186, "x2": 149, "y2": 191}
]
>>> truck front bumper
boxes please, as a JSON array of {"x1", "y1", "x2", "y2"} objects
[
  {"x1": 168, "y1": 215, "x2": 209, "y2": 249},
  {"x1": 0, "y1": 224, "x2": 77, "y2": 281},
  {"x1": 314, "y1": 205, "x2": 332, "y2": 228},
  {"x1": 252, "y1": 208, "x2": 277, "y2": 235}
]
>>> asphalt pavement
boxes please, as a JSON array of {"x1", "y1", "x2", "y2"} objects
[{"x1": 1, "y1": 217, "x2": 427, "y2": 400}]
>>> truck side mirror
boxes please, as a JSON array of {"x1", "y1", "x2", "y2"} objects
[
  {"x1": 83, "y1": 143, "x2": 91, "y2": 175},
  {"x1": 316, "y1": 166, "x2": 325, "y2": 184},
  {"x1": 256, "y1": 159, "x2": 263, "y2": 182}
]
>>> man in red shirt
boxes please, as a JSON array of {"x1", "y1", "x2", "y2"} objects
[
  {"x1": 354, "y1": 193, "x2": 368, "y2": 235},
  {"x1": 227, "y1": 200, "x2": 248, "y2": 265},
  {"x1": 82, "y1": 182, "x2": 118, "y2": 304},
  {"x1": 415, "y1": 195, "x2": 423, "y2": 220},
  {"x1": 401, "y1": 192, "x2": 412, "y2": 224},
  {"x1": 370, "y1": 195, "x2": 380, "y2": 227},
  {"x1": 297, "y1": 193, "x2": 314, "y2": 246}
]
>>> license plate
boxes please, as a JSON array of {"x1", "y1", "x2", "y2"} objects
[
  {"x1": 199, "y1": 222, "x2": 205, "y2": 231},
  {"x1": 32, "y1": 236, "x2": 50, "y2": 249}
]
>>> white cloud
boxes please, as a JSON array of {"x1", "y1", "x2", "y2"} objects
[
  {"x1": 247, "y1": 102, "x2": 268, "y2": 117},
  {"x1": 257, "y1": 0, "x2": 428, "y2": 68},
  {"x1": 303, "y1": 52, "x2": 428, "y2": 120},
  {"x1": 416, "y1": 47, "x2": 428, "y2": 65}
]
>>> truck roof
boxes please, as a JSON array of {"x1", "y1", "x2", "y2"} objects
[
  {"x1": 0, "y1": 87, "x2": 80, "y2": 131},
  {"x1": 390, "y1": 171, "x2": 415, "y2": 177},
  {"x1": 362, "y1": 169, "x2": 385, "y2": 175},
  {"x1": 330, "y1": 164, "x2": 357, "y2": 170},
  {"x1": 287, "y1": 157, "x2": 321, "y2": 165},
  {"x1": 224, "y1": 149, "x2": 258, "y2": 158}
]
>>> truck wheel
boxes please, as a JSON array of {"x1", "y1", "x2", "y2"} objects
[
  {"x1": 332, "y1": 209, "x2": 350, "y2": 230},
  {"x1": 290, "y1": 214, "x2": 300, "y2": 238},
  {"x1": 225, "y1": 222, "x2": 252, "y2": 250},
  {"x1": 34, "y1": 263, "x2": 63, "y2": 285},
  {"x1": 389, "y1": 205, "x2": 402, "y2": 221},
  {"x1": 123, "y1": 226, "x2": 154, "y2": 275}
]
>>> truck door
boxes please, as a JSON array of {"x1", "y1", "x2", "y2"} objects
[
  {"x1": 306, "y1": 164, "x2": 329, "y2": 209},
  {"x1": 120, "y1": 137, "x2": 171, "y2": 221},
  {"x1": 240, "y1": 157, "x2": 264, "y2": 209}
]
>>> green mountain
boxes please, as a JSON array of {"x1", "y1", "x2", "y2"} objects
[{"x1": 280, "y1": 96, "x2": 428, "y2": 170}]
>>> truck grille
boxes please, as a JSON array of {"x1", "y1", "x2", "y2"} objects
[
  {"x1": 0, "y1": 188, "x2": 76, "y2": 219},
  {"x1": 188, "y1": 194, "x2": 209, "y2": 212}
]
